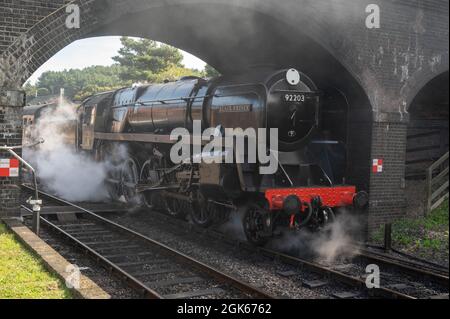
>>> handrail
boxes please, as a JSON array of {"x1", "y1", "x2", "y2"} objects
[
  {"x1": 426, "y1": 151, "x2": 449, "y2": 215},
  {"x1": 0, "y1": 139, "x2": 44, "y2": 233},
  {"x1": 429, "y1": 151, "x2": 449, "y2": 172}
]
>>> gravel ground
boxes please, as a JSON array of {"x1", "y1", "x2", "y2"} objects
[
  {"x1": 323, "y1": 255, "x2": 448, "y2": 298},
  {"x1": 105, "y1": 209, "x2": 368, "y2": 299},
  {"x1": 21, "y1": 186, "x2": 447, "y2": 299},
  {"x1": 24, "y1": 218, "x2": 140, "y2": 299}
]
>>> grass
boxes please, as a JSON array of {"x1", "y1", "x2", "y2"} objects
[
  {"x1": 373, "y1": 200, "x2": 449, "y2": 262},
  {"x1": 0, "y1": 223, "x2": 72, "y2": 299}
]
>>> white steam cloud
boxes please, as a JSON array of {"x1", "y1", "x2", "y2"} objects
[
  {"x1": 219, "y1": 206, "x2": 362, "y2": 264},
  {"x1": 24, "y1": 101, "x2": 111, "y2": 202},
  {"x1": 310, "y1": 212, "x2": 361, "y2": 263},
  {"x1": 268, "y1": 211, "x2": 362, "y2": 264}
]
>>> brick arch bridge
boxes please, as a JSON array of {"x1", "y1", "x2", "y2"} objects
[{"x1": 0, "y1": 0, "x2": 448, "y2": 234}]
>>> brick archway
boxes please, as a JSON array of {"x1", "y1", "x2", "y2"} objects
[
  {"x1": 0, "y1": 0, "x2": 373, "y2": 92},
  {"x1": 1, "y1": 0, "x2": 448, "y2": 236},
  {"x1": 404, "y1": 60, "x2": 450, "y2": 112},
  {"x1": 0, "y1": 0, "x2": 375, "y2": 227},
  {"x1": 403, "y1": 70, "x2": 449, "y2": 216}
]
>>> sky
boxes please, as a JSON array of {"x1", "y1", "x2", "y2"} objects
[{"x1": 27, "y1": 36, "x2": 207, "y2": 84}]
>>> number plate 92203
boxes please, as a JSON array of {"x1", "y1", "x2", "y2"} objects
[{"x1": 284, "y1": 94, "x2": 305, "y2": 103}]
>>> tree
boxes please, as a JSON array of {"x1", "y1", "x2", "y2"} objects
[
  {"x1": 24, "y1": 37, "x2": 205, "y2": 102},
  {"x1": 151, "y1": 65, "x2": 204, "y2": 83},
  {"x1": 28, "y1": 65, "x2": 128, "y2": 101},
  {"x1": 112, "y1": 37, "x2": 183, "y2": 82},
  {"x1": 204, "y1": 64, "x2": 221, "y2": 78},
  {"x1": 23, "y1": 82, "x2": 37, "y2": 98}
]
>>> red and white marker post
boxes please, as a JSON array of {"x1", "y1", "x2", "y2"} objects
[
  {"x1": 0, "y1": 158, "x2": 20, "y2": 177},
  {"x1": 372, "y1": 159, "x2": 383, "y2": 173}
]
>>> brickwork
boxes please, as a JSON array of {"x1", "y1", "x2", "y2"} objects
[
  {"x1": 367, "y1": 113, "x2": 410, "y2": 234},
  {"x1": 0, "y1": 0, "x2": 70, "y2": 53},
  {"x1": 330, "y1": 0, "x2": 449, "y2": 112},
  {"x1": 0, "y1": 0, "x2": 448, "y2": 94},
  {"x1": 0, "y1": 89, "x2": 24, "y2": 218}
]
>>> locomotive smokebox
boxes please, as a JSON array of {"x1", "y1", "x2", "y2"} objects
[
  {"x1": 265, "y1": 69, "x2": 320, "y2": 152},
  {"x1": 204, "y1": 68, "x2": 321, "y2": 153}
]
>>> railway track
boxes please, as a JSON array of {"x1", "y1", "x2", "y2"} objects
[
  {"x1": 21, "y1": 185, "x2": 449, "y2": 299},
  {"x1": 98, "y1": 202, "x2": 449, "y2": 299},
  {"x1": 356, "y1": 246, "x2": 449, "y2": 277},
  {"x1": 314, "y1": 252, "x2": 449, "y2": 299},
  {"x1": 21, "y1": 185, "x2": 274, "y2": 299}
]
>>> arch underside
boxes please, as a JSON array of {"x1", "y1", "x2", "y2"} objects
[
  {"x1": 3, "y1": 2, "x2": 368, "y2": 102},
  {"x1": 405, "y1": 71, "x2": 449, "y2": 215},
  {"x1": 406, "y1": 71, "x2": 449, "y2": 175}
]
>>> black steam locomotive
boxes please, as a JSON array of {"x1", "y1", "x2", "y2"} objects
[{"x1": 28, "y1": 67, "x2": 368, "y2": 244}]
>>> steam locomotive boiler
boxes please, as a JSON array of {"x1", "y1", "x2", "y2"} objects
[{"x1": 31, "y1": 67, "x2": 368, "y2": 245}]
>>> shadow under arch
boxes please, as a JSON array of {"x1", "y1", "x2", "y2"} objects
[
  {"x1": 403, "y1": 57, "x2": 450, "y2": 110},
  {"x1": 405, "y1": 71, "x2": 449, "y2": 216}
]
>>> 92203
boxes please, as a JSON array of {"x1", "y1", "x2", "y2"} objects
[{"x1": 284, "y1": 94, "x2": 305, "y2": 102}]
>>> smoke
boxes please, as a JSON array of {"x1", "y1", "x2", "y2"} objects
[
  {"x1": 218, "y1": 206, "x2": 363, "y2": 264},
  {"x1": 218, "y1": 206, "x2": 247, "y2": 242},
  {"x1": 23, "y1": 100, "x2": 112, "y2": 202},
  {"x1": 310, "y1": 212, "x2": 362, "y2": 263},
  {"x1": 268, "y1": 211, "x2": 362, "y2": 264}
]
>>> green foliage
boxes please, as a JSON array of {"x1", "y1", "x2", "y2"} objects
[
  {"x1": 0, "y1": 223, "x2": 72, "y2": 299},
  {"x1": 33, "y1": 65, "x2": 129, "y2": 100},
  {"x1": 112, "y1": 37, "x2": 183, "y2": 82},
  {"x1": 204, "y1": 64, "x2": 221, "y2": 78},
  {"x1": 424, "y1": 200, "x2": 449, "y2": 230},
  {"x1": 373, "y1": 200, "x2": 449, "y2": 252},
  {"x1": 24, "y1": 37, "x2": 215, "y2": 101},
  {"x1": 73, "y1": 84, "x2": 126, "y2": 101},
  {"x1": 23, "y1": 82, "x2": 37, "y2": 97},
  {"x1": 151, "y1": 65, "x2": 204, "y2": 83}
]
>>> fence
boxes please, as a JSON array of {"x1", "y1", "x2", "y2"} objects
[{"x1": 426, "y1": 151, "x2": 449, "y2": 215}]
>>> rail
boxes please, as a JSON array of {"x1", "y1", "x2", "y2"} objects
[
  {"x1": 22, "y1": 184, "x2": 450, "y2": 299},
  {"x1": 21, "y1": 185, "x2": 274, "y2": 299},
  {"x1": 426, "y1": 151, "x2": 449, "y2": 215}
]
